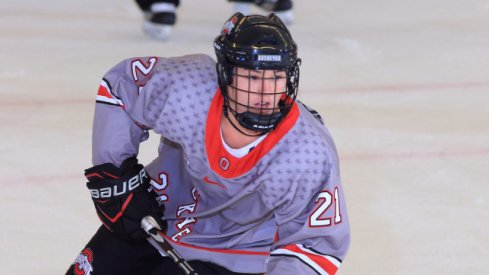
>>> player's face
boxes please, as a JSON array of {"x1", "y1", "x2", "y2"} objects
[{"x1": 228, "y1": 67, "x2": 287, "y2": 115}]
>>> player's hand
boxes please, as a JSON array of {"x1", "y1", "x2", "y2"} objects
[{"x1": 84, "y1": 157, "x2": 167, "y2": 242}]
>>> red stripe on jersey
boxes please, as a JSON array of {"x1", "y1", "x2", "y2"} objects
[
  {"x1": 96, "y1": 81, "x2": 125, "y2": 109},
  {"x1": 274, "y1": 230, "x2": 280, "y2": 242},
  {"x1": 205, "y1": 89, "x2": 299, "y2": 178},
  {"x1": 158, "y1": 231, "x2": 269, "y2": 256},
  {"x1": 97, "y1": 83, "x2": 113, "y2": 98},
  {"x1": 283, "y1": 244, "x2": 339, "y2": 275}
]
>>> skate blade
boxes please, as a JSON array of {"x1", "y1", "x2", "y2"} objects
[{"x1": 143, "y1": 21, "x2": 173, "y2": 41}]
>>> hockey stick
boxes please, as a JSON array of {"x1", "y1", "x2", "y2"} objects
[{"x1": 141, "y1": 216, "x2": 199, "y2": 275}]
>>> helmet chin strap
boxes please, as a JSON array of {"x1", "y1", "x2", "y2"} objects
[
  {"x1": 235, "y1": 111, "x2": 283, "y2": 132},
  {"x1": 222, "y1": 106, "x2": 268, "y2": 137}
]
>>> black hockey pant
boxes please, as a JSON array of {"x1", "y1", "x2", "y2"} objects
[{"x1": 66, "y1": 226, "x2": 259, "y2": 275}]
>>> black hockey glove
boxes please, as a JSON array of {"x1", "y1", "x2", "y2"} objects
[{"x1": 84, "y1": 157, "x2": 166, "y2": 242}]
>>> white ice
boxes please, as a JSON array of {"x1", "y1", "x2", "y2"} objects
[{"x1": 0, "y1": 0, "x2": 488, "y2": 274}]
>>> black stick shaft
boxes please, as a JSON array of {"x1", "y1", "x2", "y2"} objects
[{"x1": 142, "y1": 216, "x2": 199, "y2": 275}]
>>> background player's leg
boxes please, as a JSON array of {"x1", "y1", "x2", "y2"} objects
[
  {"x1": 135, "y1": 0, "x2": 180, "y2": 40},
  {"x1": 135, "y1": 0, "x2": 180, "y2": 12},
  {"x1": 228, "y1": 0, "x2": 254, "y2": 15},
  {"x1": 65, "y1": 226, "x2": 162, "y2": 275},
  {"x1": 255, "y1": 0, "x2": 293, "y2": 24},
  {"x1": 228, "y1": 0, "x2": 293, "y2": 25}
]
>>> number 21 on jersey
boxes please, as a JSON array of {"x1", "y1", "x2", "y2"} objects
[{"x1": 308, "y1": 187, "x2": 342, "y2": 227}]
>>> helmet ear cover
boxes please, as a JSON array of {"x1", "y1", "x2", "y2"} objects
[{"x1": 216, "y1": 62, "x2": 234, "y2": 97}]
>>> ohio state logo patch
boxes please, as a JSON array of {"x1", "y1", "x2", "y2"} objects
[
  {"x1": 222, "y1": 15, "x2": 238, "y2": 35},
  {"x1": 219, "y1": 156, "x2": 230, "y2": 171},
  {"x1": 73, "y1": 248, "x2": 94, "y2": 275}
]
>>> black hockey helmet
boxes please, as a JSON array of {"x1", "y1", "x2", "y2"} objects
[{"x1": 214, "y1": 12, "x2": 301, "y2": 134}]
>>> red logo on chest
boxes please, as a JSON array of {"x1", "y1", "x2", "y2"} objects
[{"x1": 219, "y1": 157, "x2": 230, "y2": 171}]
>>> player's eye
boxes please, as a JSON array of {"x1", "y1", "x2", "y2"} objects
[{"x1": 274, "y1": 72, "x2": 287, "y2": 79}]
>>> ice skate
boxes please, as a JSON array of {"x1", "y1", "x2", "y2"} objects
[
  {"x1": 255, "y1": 0, "x2": 294, "y2": 25},
  {"x1": 143, "y1": 3, "x2": 176, "y2": 41}
]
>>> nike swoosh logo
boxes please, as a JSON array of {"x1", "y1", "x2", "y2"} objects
[{"x1": 203, "y1": 176, "x2": 227, "y2": 189}]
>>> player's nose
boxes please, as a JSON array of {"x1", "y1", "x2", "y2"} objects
[{"x1": 260, "y1": 77, "x2": 277, "y2": 94}]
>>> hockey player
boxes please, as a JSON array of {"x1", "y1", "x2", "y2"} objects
[
  {"x1": 67, "y1": 13, "x2": 349, "y2": 275},
  {"x1": 136, "y1": 0, "x2": 293, "y2": 40}
]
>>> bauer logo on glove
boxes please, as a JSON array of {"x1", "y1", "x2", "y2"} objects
[{"x1": 87, "y1": 167, "x2": 148, "y2": 199}]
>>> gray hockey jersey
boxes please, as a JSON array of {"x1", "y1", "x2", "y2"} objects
[{"x1": 92, "y1": 54, "x2": 350, "y2": 274}]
